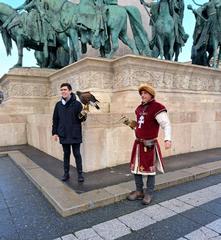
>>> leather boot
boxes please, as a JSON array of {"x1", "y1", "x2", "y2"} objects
[
  {"x1": 127, "y1": 191, "x2": 144, "y2": 201},
  {"x1": 78, "y1": 173, "x2": 84, "y2": 182},
  {"x1": 61, "y1": 173, "x2": 70, "y2": 181},
  {"x1": 142, "y1": 194, "x2": 153, "y2": 205}
]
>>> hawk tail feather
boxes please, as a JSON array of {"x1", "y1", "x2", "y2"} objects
[{"x1": 89, "y1": 101, "x2": 100, "y2": 110}]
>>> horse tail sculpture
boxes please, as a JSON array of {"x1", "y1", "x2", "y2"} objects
[
  {"x1": 1, "y1": 27, "x2": 12, "y2": 56},
  {"x1": 125, "y1": 6, "x2": 151, "y2": 56}
]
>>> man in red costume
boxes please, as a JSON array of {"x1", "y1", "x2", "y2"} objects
[{"x1": 127, "y1": 84, "x2": 172, "y2": 205}]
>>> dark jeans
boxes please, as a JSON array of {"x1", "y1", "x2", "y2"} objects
[
  {"x1": 62, "y1": 143, "x2": 83, "y2": 175},
  {"x1": 134, "y1": 174, "x2": 155, "y2": 196}
]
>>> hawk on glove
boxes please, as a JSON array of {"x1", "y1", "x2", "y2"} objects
[{"x1": 76, "y1": 91, "x2": 100, "y2": 111}]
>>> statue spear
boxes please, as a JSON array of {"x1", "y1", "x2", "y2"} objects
[{"x1": 139, "y1": 0, "x2": 155, "y2": 25}]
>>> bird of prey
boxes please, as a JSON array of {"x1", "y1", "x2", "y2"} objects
[{"x1": 76, "y1": 91, "x2": 100, "y2": 111}]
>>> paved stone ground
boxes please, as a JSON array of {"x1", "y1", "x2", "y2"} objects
[
  {"x1": 1, "y1": 152, "x2": 221, "y2": 240},
  {"x1": 1, "y1": 145, "x2": 221, "y2": 193},
  {"x1": 56, "y1": 179, "x2": 221, "y2": 240}
]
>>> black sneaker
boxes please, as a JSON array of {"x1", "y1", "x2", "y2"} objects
[{"x1": 61, "y1": 173, "x2": 70, "y2": 181}]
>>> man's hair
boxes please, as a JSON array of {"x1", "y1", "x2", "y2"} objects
[{"x1": 60, "y1": 83, "x2": 72, "y2": 91}]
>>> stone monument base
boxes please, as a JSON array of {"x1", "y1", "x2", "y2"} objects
[{"x1": 1, "y1": 56, "x2": 221, "y2": 172}]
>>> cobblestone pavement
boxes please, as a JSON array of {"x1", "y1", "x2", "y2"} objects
[
  {"x1": 55, "y1": 180, "x2": 221, "y2": 240},
  {"x1": 0, "y1": 154, "x2": 221, "y2": 240}
]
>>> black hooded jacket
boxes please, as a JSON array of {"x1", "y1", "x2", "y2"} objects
[{"x1": 52, "y1": 93, "x2": 85, "y2": 144}]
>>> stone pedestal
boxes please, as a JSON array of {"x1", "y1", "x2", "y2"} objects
[
  {"x1": 1, "y1": 56, "x2": 221, "y2": 172},
  {"x1": 0, "y1": 68, "x2": 55, "y2": 114},
  {"x1": 0, "y1": 68, "x2": 54, "y2": 147}
]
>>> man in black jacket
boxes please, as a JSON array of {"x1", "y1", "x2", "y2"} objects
[{"x1": 52, "y1": 83, "x2": 87, "y2": 182}]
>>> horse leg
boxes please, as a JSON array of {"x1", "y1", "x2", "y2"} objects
[
  {"x1": 216, "y1": 46, "x2": 221, "y2": 68},
  {"x1": 119, "y1": 32, "x2": 139, "y2": 55},
  {"x1": 68, "y1": 29, "x2": 81, "y2": 63},
  {"x1": 117, "y1": 13, "x2": 139, "y2": 55},
  {"x1": 168, "y1": 38, "x2": 175, "y2": 61},
  {"x1": 14, "y1": 37, "x2": 23, "y2": 67},
  {"x1": 157, "y1": 35, "x2": 164, "y2": 60},
  {"x1": 42, "y1": 42, "x2": 49, "y2": 68},
  {"x1": 47, "y1": 49, "x2": 56, "y2": 68},
  {"x1": 106, "y1": 31, "x2": 119, "y2": 58},
  {"x1": 174, "y1": 49, "x2": 179, "y2": 62},
  {"x1": 174, "y1": 43, "x2": 180, "y2": 62},
  {"x1": 57, "y1": 33, "x2": 69, "y2": 53},
  {"x1": 163, "y1": 43, "x2": 169, "y2": 60},
  {"x1": 99, "y1": 46, "x2": 106, "y2": 57},
  {"x1": 207, "y1": 48, "x2": 213, "y2": 67},
  {"x1": 212, "y1": 38, "x2": 218, "y2": 68}
]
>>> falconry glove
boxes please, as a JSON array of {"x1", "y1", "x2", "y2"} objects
[
  {"x1": 78, "y1": 110, "x2": 87, "y2": 121},
  {"x1": 121, "y1": 116, "x2": 137, "y2": 130}
]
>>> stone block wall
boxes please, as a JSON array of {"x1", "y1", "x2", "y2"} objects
[{"x1": 0, "y1": 114, "x2": 27, "y2": 146}]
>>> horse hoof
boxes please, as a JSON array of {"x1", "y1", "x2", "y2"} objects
[{"x1": 13, "y1": 64, "x2": 22, "y2": 68}]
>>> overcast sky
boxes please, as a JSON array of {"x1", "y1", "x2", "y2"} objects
[{"x1": 0, "y1": 0, "x2": 208, "y2": 77}]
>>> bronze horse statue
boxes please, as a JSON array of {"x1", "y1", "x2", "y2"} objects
[
  {"x1": 47, "y1": 0, "x2": 151, "y2": 60},
  {"x1": 154, "y1": 0, "x2": 175, "y2": 60},
  {"x1": 0, "y1": 0, "x2": 151, "y2": 68},
  {"x1": 0, "y1": 2, "x2": 69, "y2": 68},
  {"x1": 188, "y1": 2, "x2": 221, "y2": 68},
  {"x1": 105, "y1": 4, "x2": 151, "y2": 58}
]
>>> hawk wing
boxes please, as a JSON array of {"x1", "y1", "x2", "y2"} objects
[
  {"x1": 87, "y1": 92, "x2": 100, "y2": 109},
  {"x1": 76, "y1": 91, "x2": 89, "y2": 105},
  {"x1": 76, "y1": 91, "x2": 100, "y2": 109},
  {"x1": 81, "y1": 92, "x2": 93, "y2": 104},
  {"x1": 89, "y1": 94, "x2": 99, "y2": 103}
]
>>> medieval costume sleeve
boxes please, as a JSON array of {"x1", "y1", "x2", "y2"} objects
[{"x1": 155, "y1": 111, "x2": 171, "y2": 141}]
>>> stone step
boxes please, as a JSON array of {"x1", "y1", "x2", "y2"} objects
[{"x1": 2, "y1": 150, "x2": 221, "y2": 217}]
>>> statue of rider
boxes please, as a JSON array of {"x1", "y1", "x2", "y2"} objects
[
  {"x1": 188, "y1": 0, "x2": 221, "y2": 66},
  {"x1": 15, "y1": 0, "x2": 53, "y2": 60},
  {"x1": 188, "y1": 4, "x2": 209, "y2": 65},
  {"x1": 77, "y1": 0, "x2": 108, "y2": 49},
  {"x1": 170, "y1": 0, "x2": 189, "y2": 46},
  {"x1": 140, "y1": 0, "x2": 188, "y2": 48},
  {"x1": 201, "y1": 0, "x2": 221, "y2": 42},
  {"x1": 140, "y1": 0, "x2": 159, "y2": 49}
]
